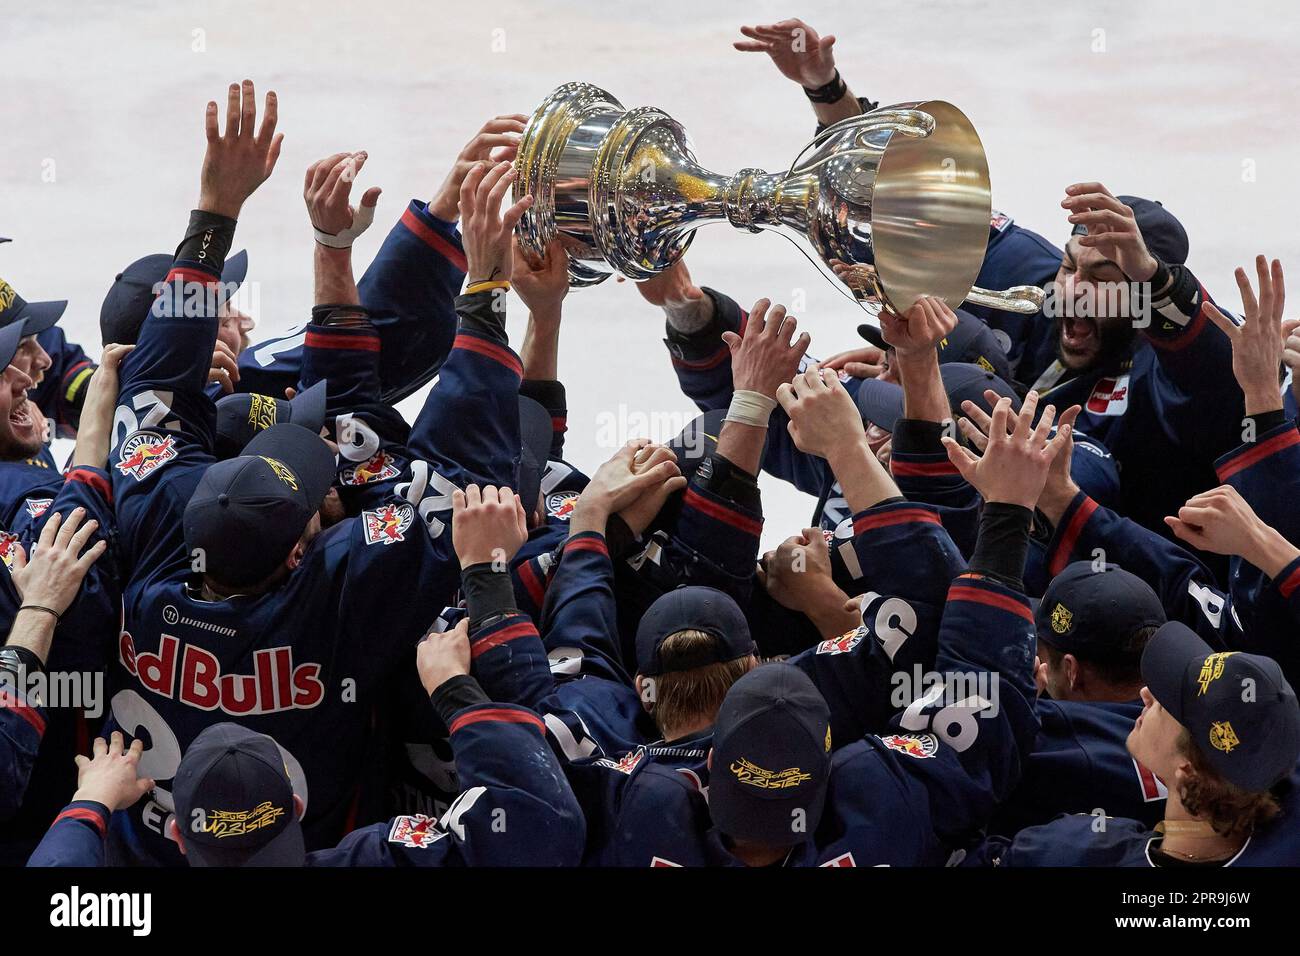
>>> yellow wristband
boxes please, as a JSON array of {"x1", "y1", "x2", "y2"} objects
[{"x1": 465, "y1": 280, "x2": 511, "y2": 295}]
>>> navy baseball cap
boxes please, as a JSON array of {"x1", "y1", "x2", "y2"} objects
[
  {"x1": 1142, "y1": 622, "x2": 1300, "y2": 792},
  {"x1": 100, "y1": 249, "x2": 248, "y2": 346},
  {"x1": 709, "y1": 664, "x2": 832, "y2": 847},
  {"x1": 184, "y1": 423, "x2": 336, "y2": 588},
  {"x1": 0, "y1": 320, "x2": 27, "y2": 371},
  {"x1": 857, "y1": 309, "x2": 1012, "y2": 382},
  {"x1": 517, "y1": 396, "x2": 553, "y2": 516},
  {"x1": 214, "y1": 381, "x2": 327, "y2": 460},
  {"x1": 1071, "y1": 196, "x2": 1188, "y2": 267},
  {"x1": 855, "y1": 362, "x2": 1019, "y2": 433},
  {"x1": 1036, "y1": 562, "x2": 1166, "y2": 660},
  {"x1": 635, "y1": 586, "x2": 755, "y2": 677},
  {"x1": 172, "y1": 723, "x2": 306, "y2": 867},
  {"x1": 0, "y1": 277, "x2": 66, "y2": 337}
]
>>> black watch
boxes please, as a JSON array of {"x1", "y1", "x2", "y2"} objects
[{"x1": 0, "y1": 645, "x2": 44, "y2": 680}]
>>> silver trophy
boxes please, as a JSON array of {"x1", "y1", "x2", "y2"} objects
[{"x1": 514, "y1": 82, "x2": 1043, "y2": 315}]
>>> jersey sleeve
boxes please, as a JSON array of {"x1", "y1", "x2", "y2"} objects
[
  {"x1": 1045, "y1": 491, "x2": 1232, "y2": 647},
  {"x1": 887, "y1": 420, "x2": 981, "y2": 557},
  {"x1": 111, "y1": 258, "x2": 223, "y2": 575},
  {"x1": 792, "y1": 500, "x2": 966, "y2": 743},
  {"x1": 0, "y1": 690, "x2": 46, "y2": 821},
  {"x1": 25, "y1": 800, "x2": 110, "y2": 867},
  {"x1": 31, "y1": 327, "x2": 96, "y2": 438},
  {"x1": 405, "y1": 290, "x2": 523, "y2": 491},
  {"x1": 540, "y1": 532, "x2": 631, "y2": 685},
  {"x1": 872, "y1": 572, "x2": 1040, "y2": 845},
  {"x1": 310, "y1": 702, "x2": 583, "y2": 867},
  {"x1": 235, "y1": 201, "x2": 467, "y2": 403}
]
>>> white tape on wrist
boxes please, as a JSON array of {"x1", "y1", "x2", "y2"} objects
[
  {"x1": 723, "y1": 390, "x2": 777, "y2": 428},
  {"x1": 314, "y1": 202, "x2": 377, "y2": 249}
]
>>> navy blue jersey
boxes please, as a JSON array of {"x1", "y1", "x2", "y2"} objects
[
  {"x1": 0, "y1": 463, "x2": 117, "y2": 863},
  {"x1": 103, "y1": 247, "x2": 524, "y2": 864},
  {"x1": 0, "y1": 689, "x2": 45, "y2": 821},
  {"x1": 977, "y1": 767, "x2": 1300, "y2": 866},
  {"x1": 597, "y1": 573, "x2": 1041, "y2": 866},
  {"x1": 28, "y1": 700, "x2": 584, "y2": 868},
  {"x1": 229, "y1": 200, "x2": 465, "y2": 404},
  {"x1": 992, "y1": 698, "x2": 1166, "y2": 836},
  {"x1": 790, "y1": 500, "x2": 965, "y2": 743},
  {"x1": 31, "y1": 326, "x2": 95, "y2": 438}
]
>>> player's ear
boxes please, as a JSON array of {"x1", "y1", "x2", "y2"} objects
[
  {"x1": 706, "y1": 749, "x2": 713, "y2": 772},
  {"x1": 293, "y1": 794, "x2": 305, "y2": 820},
  {"x1": 165, "y1": 817, "x2": 187, "y2": 855},
  {"x1": 1063, "y1": 653, "x2": 1080, "y2": 691}
]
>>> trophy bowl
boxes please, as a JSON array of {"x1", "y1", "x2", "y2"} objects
[{"x1": 514, "y1": 82, "x2": 1043, "y2": 315}]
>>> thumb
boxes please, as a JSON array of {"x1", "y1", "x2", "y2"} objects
[
  {"x1": 8, "y1": 543, "x2": 26, "y2": 572},
  {"x1": 941, "y1": 436, "x2": 978, "y2": 483},
  {"x1": 844, "y1": 362, "x2": 884, "y2": 378},
  {"x1": 721, "y1": 330, "x2": 741, "y2": 353},
  {"x1": 361, "y1": 186, "x2": 382, "y2": 208}
]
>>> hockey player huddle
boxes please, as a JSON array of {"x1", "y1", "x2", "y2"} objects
[{"x1": 3, "y1": 19, "x2": 1300, "y2": 869}]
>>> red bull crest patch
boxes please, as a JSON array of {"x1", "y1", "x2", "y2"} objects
[
  {"x1": 362, "y1": 503, "x2": 414, "y2": 546},
  {"x1": 816, "y1": 630, "x2": 863, "y2": 655},
  {"x1": 388, "y1": 814, "x2": 446, "y2": 849},
  {"x1": 116, "y1": 431, "x2": 177, "y2": 481},
  {"x1": 546, "y1": 491, "x2": 579, "y2": 521},
  {"x1": 879, "y1": 733, "x2": 939, "y2": 759},
  {"x1": 0, "y1": 533, "x2": 19, "y2": 569},
  {"x1": 341, "y1": 450, "x2": 400, "y2": 486}
]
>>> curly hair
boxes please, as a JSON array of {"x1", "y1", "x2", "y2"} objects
[{"x1": 1176, "y1": 727, "x2": 1281, "y2": 839}]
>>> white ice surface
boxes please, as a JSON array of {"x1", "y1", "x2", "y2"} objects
[{"x1": 3, "y1": 0, "x2": 1297, "y2": 548}]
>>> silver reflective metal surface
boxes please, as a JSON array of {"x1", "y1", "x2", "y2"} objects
[{"x1": 515, "y1": 82, "x2": 1043, "y2": 314}]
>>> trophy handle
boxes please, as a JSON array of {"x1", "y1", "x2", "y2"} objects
[
  {"x1": 963, "y1": 284, "x2": 1046, "y2": 315},
  {"x1": 785, "y1": 108, "x2": 935, "y2": 178}
]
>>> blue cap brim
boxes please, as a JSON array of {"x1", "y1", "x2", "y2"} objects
[
  {"x1": 0, "y1": 321, "x2": 25, "y2": 369},
  {"x1": 13, "y1": 299, "x2": 67, "y2": 336}
]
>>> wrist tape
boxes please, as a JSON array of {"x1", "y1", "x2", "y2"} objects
[
  {"x1": 723, "y1": 390, "x2": 777, "y2": 428},
  {"x1": 314, "y1": 202, "x2": 376, "y2": 248}
]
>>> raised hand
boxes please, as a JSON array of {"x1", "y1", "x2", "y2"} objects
[
  {"x1": 879, "y1": 296, "x2": 960, "y2": 357},
  {"x1": 777, "y1": 362, "x2": 862, "y2": 460},
  {"x1": 1205, "y1": 256, "x2": 1286, "y2": 415},
  {"x1": 452, "y1": 484, "x2": 528, "y2": 568},
  {"x1": 9, "y1": 507, "x2": 107, "y2": 616},
  {"x1": 512, "y1": 237, "x2": 570, "y2": 321},
  {"x1": 304, "y1": 151, "x2": 382, "y2": 244},
  {"x1": 429, "y1": 115, "x2": 529, "y2": 222},
  {"x1": 460, "y1": 161, "x2": 533, "y2": 286},
  {"x1": 1061, "y1": 182, "x2": 1158, "y2": 282},
  {"x1": 942, "y1": 391, "x2": 1070, "y2": 508},
  {"x1": 822, "y1": 344, "x2": 886, "y2": 380},
  {"x1": 734, "y1": 18, "x2": 839, "y2": 88},
  {"x1": 416, "y1": 619, "x2": 473, "y2": 696},
  {"x1": 71, "y1": 343, "x2": 135, "y2": 468},
  {"x1": 723, "y1": 298, "x2": 811, "y2": 399},
  {"x1": 615, "y1": 444, "x2": 689, "y2": 536},
  {"x1": 578, "y1": 440, "x2": 683, "y2": 520},
  {"x1": 199, "y1": 80, "x2": 283, "y2": 219},
  {"x1": 72, "y1": 733, "x2": 155, "y2": 812}
]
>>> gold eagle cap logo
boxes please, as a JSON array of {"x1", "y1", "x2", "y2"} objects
[
  {"x1": 1209, "y1": 721, "x2": 1240, "y2": 753},
  {"x1": 1050, "y1": 603, "x2": 1073, "y2": 634}
]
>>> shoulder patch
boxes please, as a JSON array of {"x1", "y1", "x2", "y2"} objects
[
  {"x1": 340, "y1": 450, "x2": 400, "y2": 486},
  {"x1": 1085, "y1": 375, "x2": 1130, "y2": 416},
  {"x1": 879, "y1": 733, "x2": 939, "y2": 759},
  {"x1": 0, "y1": 533, "x2": 20, "y2": 569},
  {"x1": 594, "y1": 749, "x2": 644, "y2": 775},
  {"x1": 388, "y1": 814, "x2": 446, "y2": 849},
  {"x1": 820, "y1": 851, "x2": 857, "y2": 867},
  {"x1": 116, "y1": 431, "x2": 178, "y2": 480},
  {"x1": 362, "y1": 503, "x2": 415, "y2": 546},
  {"x1": 816, "y1": 630, "x2": 863, "y2": 655},
  {"x1": 545, "y1": 491, "x2": 579, "y2": 521}
]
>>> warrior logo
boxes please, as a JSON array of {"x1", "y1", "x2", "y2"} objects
[
  {"x1": 362, "y1": 503, "x2": 414, "y2": 546},
  {"x1": 24, "y1": 498, "x2": 52, "y2": 519},
  {"x1": 116, "y1": 431, "x2": 177, "y2": 480},
  {"x1": 1197, "y1": 652, "x2": 1237, "y2": 696},
  {"x1": 341, "y1": 449, "x2": 399, "y2": 486}
]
